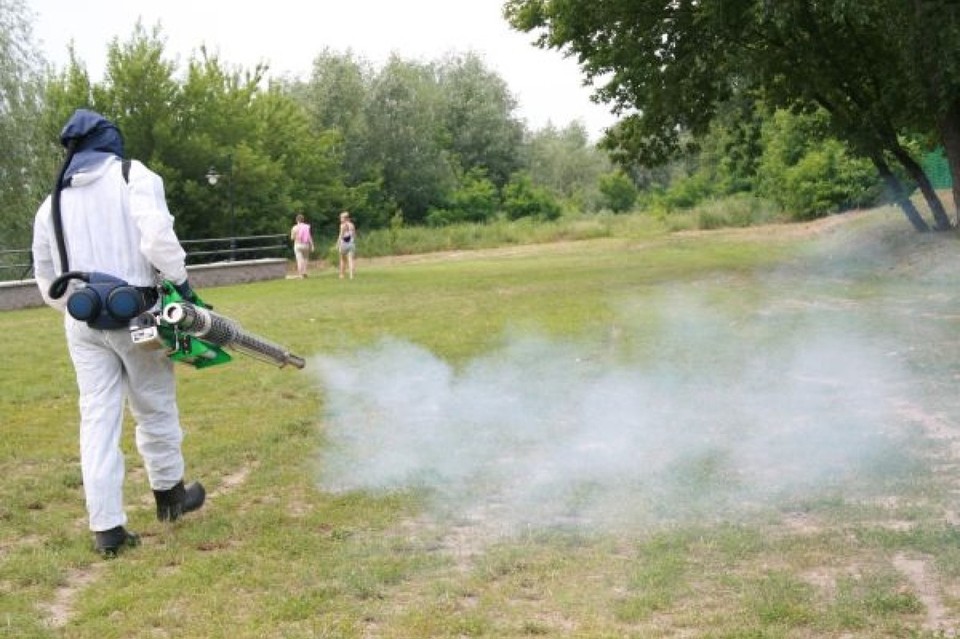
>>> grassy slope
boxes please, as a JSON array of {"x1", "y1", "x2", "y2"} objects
[{"x1": 4, "y1": 207, "x2": 960, "y2": 637}]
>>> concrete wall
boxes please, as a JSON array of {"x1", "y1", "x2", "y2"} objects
[{"x1": 0, "y1": 258, "x2": 289, "y2": 312}]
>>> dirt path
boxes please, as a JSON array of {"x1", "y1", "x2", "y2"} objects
[
  {"x1": 292, "y1": 208, "x2": 878, "y2": 278},
  {"x1": 893, "y1": 553, "x2": 959, "y2": 636},
  {"x1": 38, "y1": 563, "x2": 105, "y2": 629}
]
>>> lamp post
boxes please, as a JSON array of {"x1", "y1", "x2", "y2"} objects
[{"x1": 205, "y1": 157, "x2": 236, "y2": 261}]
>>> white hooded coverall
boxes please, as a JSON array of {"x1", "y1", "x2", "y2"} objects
[{"x1": 32, "y1": 156, "x2": 191, "y2": 532}]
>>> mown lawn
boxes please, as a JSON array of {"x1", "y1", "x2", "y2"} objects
[{"x1": 4, "y1": 207, "x2": 960, "y2": 638}]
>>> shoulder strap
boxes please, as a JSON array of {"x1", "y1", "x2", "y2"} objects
[
  {"x1": 122, "y1": 159, "x2": 131, "y2": 183},
  {"x1": 50, "y1": 142, "x2": 78, "y2": 274}
]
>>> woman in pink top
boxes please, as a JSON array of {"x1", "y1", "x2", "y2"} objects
[{"x1": 290, "y1": 213, "x2": 314, "y2": 278}]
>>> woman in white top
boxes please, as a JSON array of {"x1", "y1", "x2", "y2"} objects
[{"x1": 337, "y1": 211, "x2": 356, "y2": 279}]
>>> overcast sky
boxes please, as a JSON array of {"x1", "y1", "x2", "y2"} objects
[{"x1": 26, "y1": 0, "x2": 620, "y2": 140}]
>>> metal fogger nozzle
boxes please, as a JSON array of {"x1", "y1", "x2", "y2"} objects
[{"x1": 162, "y1": 302, "x2": 306, "y2": 369}]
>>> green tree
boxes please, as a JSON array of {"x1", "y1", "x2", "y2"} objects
[
  {"x1": 756, "y1": 109, "x2": 879, "y2": 219},
  {"x1": 43, "y1": 49, "x2": 95, "y2": 138},
  {"x1": 173, "y1": 51, "x2": 348, "y2": 242},
  {"x1": 426, "y1": 167, "x2": 499, "y2": 226},
  {"x1": 0, "y1": 0, "x2": 53, "y2": 254},
  {"x1": 41, "y1": 23, "x2": 350, "y2": 249},
  {"x1": 598, "y1": 170, "x2": 638, "y2": 213},
  {"x1": 293, "y1": 49, "x2": 374, "y2": 186},
  {"x1": 294, "y1": 49, "x2": 532, "y2": 229},
  {"x1": 288, "y1": 49, "x2": 391, "y2": 229},
  {"x1": 436, "y1": 52, "x2": 525, "y2": 189},
  {"x1": 250, "y1": 87, "x2": 351, "y2": 236},
  {"x1": 362, "y1": 56, "x2": 456, "y2": 225},
  {"x1": 93, "y1": 22, "x2": 180, "y2": 162},
  {"x1": 695, "y1": 93, "x2": 765, "y2": 197},
  {"x1": 524, "y1": 121, "x2": 609, "y2": 211},
  {"x1": 746, "y1": 1, "x2": 948, "y2": 230},
  {"x1": 503, "y1": 173, "x2": 561, "y2": 220},
  {"x1": 504, "y1": 0, "x2": 955, "y2": 230},
  {"x1": 98, "y1": 30, "x2": 221, "y2": 240},
  {"x1": 296, "y1": 48, "x2": 369, "y2": 135}
]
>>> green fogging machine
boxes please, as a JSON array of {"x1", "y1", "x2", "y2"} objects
[{"x1": 130, "y1": 280, "x2": 306, "y2": 370}]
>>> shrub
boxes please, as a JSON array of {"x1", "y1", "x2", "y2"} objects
[
  {"x1": 599, "y1": 170, "x2": 639, "y2": 213},
  {"x1": 502, "y1": 174, "x2": 562, "y2": 221},
  {"x1": 427, "y1": 168, "x2": 498, "y2": 226},
  {"x1": 662, "y1": 172, "x2": 715, "y2": 210},
  {"x1": 756, "y1": 109, "x2": 880, "y2": 220}
]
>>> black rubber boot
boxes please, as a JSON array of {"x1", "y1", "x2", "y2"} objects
[
  {"x1": 94, "y1": 526, "x2": 140, "y2": 558},
  {"x1": 153, "y1": 480, "x2": 206, "y2": 522}
]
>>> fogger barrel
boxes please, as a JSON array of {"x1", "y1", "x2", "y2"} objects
[{"x1": 162, "y1": 302, "x2": 306, "y2": 369}]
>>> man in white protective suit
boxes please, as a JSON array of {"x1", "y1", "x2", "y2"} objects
[{"x1": 32, "y1": 109, "x2": 205, "y2": 557}]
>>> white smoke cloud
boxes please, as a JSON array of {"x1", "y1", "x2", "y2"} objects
[{"x1": 311, "y1": 289, "x2": 909, "y2": 533}]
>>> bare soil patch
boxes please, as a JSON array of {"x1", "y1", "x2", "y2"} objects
[{"x1": 38, "y1": 563, "x2": 105, "y2": 629}]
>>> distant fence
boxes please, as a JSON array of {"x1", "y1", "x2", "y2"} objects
[
  {"x1": 0, "y1": 234, "x2": 292, "y2": 311},
  {"x1": 179, "y1": 234, "x2": 290, "y2": 264},
  {"x1": 0, "y1": 249, "x2": 33, "y2": 282},
  {"x1": 0, "y1": 234, "x2": 290, "y2": 282}
]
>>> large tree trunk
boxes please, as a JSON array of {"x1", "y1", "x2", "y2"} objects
[
  {"x1": 873, "y1": 155, "x2": 930, "y2": 232},
  {"x1": 939, "y1": 99, "x2": 960, "y2": 227},
  {"x1": 888, "y1": 145, "x2": 952, "y2": 230}
]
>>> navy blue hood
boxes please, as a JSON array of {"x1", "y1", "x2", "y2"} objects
[{"x1": 59, "y1": 109, "x2": 125, "y2": 184}]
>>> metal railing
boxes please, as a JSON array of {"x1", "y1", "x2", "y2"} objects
[
  {"x1": 0, "y1": 249, "x2": 34, "y2": 281},
  {"x1": 179, "y1": 234, "x2": 289, "y2": 264},
  {"x1": 0, "y1": 234, "x2": 290, "y2": 281}
]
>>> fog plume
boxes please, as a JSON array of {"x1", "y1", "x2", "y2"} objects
[{"x1": 311, "y1": 288, "x2": 909, "y2": 533}]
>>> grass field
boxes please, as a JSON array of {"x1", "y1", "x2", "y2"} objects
[{"x1": 4, "y1": 206, "x2": 960, "y2": 638}]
